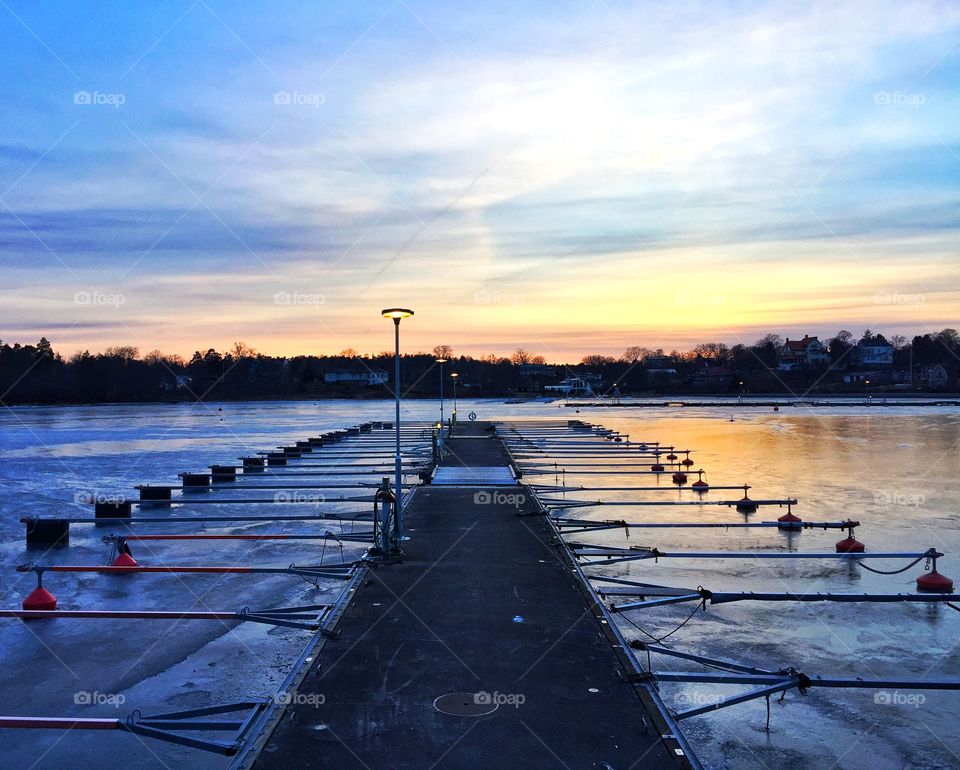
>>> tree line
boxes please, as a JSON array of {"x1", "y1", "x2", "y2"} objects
[{"x1": 0, "y1": 329, "x2": 956, "y2": 404}]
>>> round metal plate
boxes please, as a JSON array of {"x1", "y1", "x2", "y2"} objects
[{"x1": 433, "y1": 692, "x2": 499, "y2": 716}]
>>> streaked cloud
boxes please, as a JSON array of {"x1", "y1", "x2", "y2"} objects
[{"x1": 0, "y1": 0, "x2": 958, "y2": 359}]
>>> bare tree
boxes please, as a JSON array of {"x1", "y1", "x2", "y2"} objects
[
  {"x1": 231, "y1": 341, "x2": 257, "y2": 359},
  {"x1": 433, "y1": 344, "x2": 453, "y2": 360},
  {"x1": 103, "y1": 346, "x2": 139, "y2": 361},
  {"x1": 581, "y1": 354, "x2": 615, "y2": 366},
  {"x1": 511, "y1": 348, "x2": 533, "y2": 365},
  {"x1": 692, "y1": 343, "x2": 730, "y2": 360},
  {"x1": 621, "y1": 346, "x2": 652, "y2": 363}
]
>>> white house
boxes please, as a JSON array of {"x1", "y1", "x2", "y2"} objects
[
  {"x1": 778, "y1": 336, "x2": 829, "y2": 370},
  {"x1": 852, "y1": 338, "x2": 894, "y2": 367},
  {"x1": 324, "y1": 370, "x2": 389, "y2": 385},
  {"x1": 544, "y1": 377, "x2": 595, "y2": 396}
]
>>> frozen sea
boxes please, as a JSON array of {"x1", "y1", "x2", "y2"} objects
[{"x1": 0, "y1": 399, "x2": 958, "y2": 769}]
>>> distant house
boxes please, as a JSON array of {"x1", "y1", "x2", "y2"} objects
[
  {"x1": 324, "y1": 369, "x2": 389, "y2": 386},
  {"x1": 645, "y1": 356, "x2": 675, "y2": 370},
  {"x1": 917, "y1": 364, "x2": 949, "y2": 388},
  {"x1": 159, "y1": 375, "x2": 192, "y2": 392},
  {"x1": 646, "y1": 368, "x2": 679, "y2": 384},
  {"x1": 851, "y1": 337, "x2": 894, "y2": 368},
  {"x1": 544, "y1": 377, "x2": 595, "y2": 396},
  {"x1": 778, "y1": 336, "x2": 829, "y2": 370},
  {"x1": 844, "y1": 371, "x2": 892, "y2": 385},
  {"x1": 693, "y1": 364, "x2": 734, "y2": 388}
]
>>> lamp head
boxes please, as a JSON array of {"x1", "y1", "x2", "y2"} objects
[
  {"x1": 381, "y1": 308, "x2": 414, "y2": 321},
  {"x1": 436, "y1": 358, "x2": 448, "y2": 364}
]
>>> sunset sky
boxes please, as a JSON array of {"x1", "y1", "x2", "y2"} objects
[{"x1": 1, "y1": 1, "x2": 958, "y2": 362}]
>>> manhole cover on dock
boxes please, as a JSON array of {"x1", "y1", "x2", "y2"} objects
[{"x1": 433, "y1": 692, "x2": 499, "y2": 716}]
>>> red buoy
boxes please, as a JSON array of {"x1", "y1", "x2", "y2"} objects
[
  {"x1": 736, "y1": 486, "x2": 757, "y2": 513},
  {"x1": 917, "y1": 571, "x2": 954, "y2": 593},
  {"x1": 672, "y1": 472, "x2": 688, "y2": 485},
  {"x1": 773, "y1": 406, "x2": 779, "y2": 412},
  {"x1": 651, "y1": 463, "x2": 665, "y2": 472},
  {"x1": 681, "y1": 458, "x2": 694, "y2": 467},
  {"x1": 111, "y1": 551, "x2": 138, "y2": 569},
  {"x1": 667, "y1": 453, "x2": 678, "y2": 461},
  {"x1": 835, "y1": 536, "x2": 865, "y2": 553},
  {"x1": 777, "y1": 511, "x2": 802, "y2": 529},
  {"x1": 23, "y1": 586, "x2": 57, "y2": 612}
]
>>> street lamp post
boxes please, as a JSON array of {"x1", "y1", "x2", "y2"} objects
[
  {"x1": 450, "y1": 372, "x2": 459, "y2": 426},
  {"x1": 436, "y1": 357, "x2": 447, "y2": 447},
  {"x1": 381, "y1": 307, "x2": 414, "y2": 551}
]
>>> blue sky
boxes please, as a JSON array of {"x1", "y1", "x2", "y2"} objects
[{"x1": 1, "y1": 0, "x2": 958, "y2": 360}]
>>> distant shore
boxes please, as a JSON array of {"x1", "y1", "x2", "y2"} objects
[{"x1": 2, "y1": 392, "x2": 959, "y2": 409}]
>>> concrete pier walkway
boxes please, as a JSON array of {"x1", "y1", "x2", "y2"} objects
[{"x1": 253, "y1": 422, "x2": 688, "y2": 768}]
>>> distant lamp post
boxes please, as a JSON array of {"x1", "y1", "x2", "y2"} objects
[
  {"x1": 739, "y1": 380, "x2": 744, "y2": 405},
  {"x1": 436, "y1": 358, "x2": 448, "y2": 440},
  {"x1": 381, "y1": 307, "x2": 413, "y2": 548},
  {"x1": 450, "y1": 372, "x2": 459, "y2": 424}
]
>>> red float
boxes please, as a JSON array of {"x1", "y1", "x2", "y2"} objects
[
  {"x1": 111, "y1": 552, "x2": 138, "y2": 569},
  {"x1": 835, "y1": 535, "x2": 865, "y2": 553},
  {"x1": 777, "y1": 510, "x2": 802, "y2": 529},
  {"x1": 22, "y1": 586, "x2": 57, "y2": 612},
  {"x1": 917, "y1": 571, "x2": 954, "y2": 593}
]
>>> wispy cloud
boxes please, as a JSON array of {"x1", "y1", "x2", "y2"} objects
[{"x1": 0, "y1": 0, "x2": 958, "y2": 358}]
